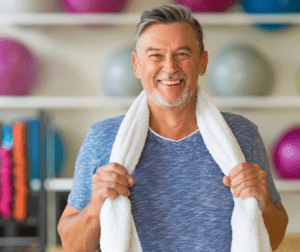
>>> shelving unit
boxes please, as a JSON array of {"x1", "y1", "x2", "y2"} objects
[{"x1": 1, "y1": 5, "x2": 300, "y2": 250}]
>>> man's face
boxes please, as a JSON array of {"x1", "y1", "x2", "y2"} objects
[{"x1": 132, "y1": 22, "x2": 208, "y2": 111}]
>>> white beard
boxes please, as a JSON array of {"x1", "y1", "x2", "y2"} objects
[{"x1": 145, "y1": 82, "x2": 198, "y2": 111}]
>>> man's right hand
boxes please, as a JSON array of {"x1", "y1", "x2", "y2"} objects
[{"x1": 90, "y1": 162, "x2": 135, "y2": 216}]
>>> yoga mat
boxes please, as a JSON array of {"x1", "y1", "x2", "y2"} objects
[{"x1": 0, "y1": 147, "x2": 13, "y2": 219}]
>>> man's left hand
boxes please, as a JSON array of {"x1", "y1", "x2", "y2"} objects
[{"x1": 223, "y1": 162, "x2": 271, "y2": 212}]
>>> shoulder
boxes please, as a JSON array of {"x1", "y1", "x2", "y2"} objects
[
  {"x1": 220, "y1": 111, "x2": 259, "y2": 160},
  {"x1": 75, "y1": 114, "x2": 126, "y2": 173},
  {"x1": 89, "y1": 114, "x2": 125, "y2": 140},
  {"x1": 87, "y1": 114, "x2": 126, "y2": 164},
  {"x1": 221, "y1": 111, "x2": 258, "y2": 138},
  {"x1": 221, "y1": 111, "x2": 257, "y2": 129},
  {"x1": 78, "y1": 114, "x2": 126, "y2": 162}
]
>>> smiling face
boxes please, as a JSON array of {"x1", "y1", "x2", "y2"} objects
[{"x1": 132, "y1": 22, "x2": 208, "y2": 111}]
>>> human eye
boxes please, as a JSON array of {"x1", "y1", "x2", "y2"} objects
[
  {"x1": 176, "y1": 52, "x2": 189, "y2": 60},
  {"x1": 149, "y1": 54, "x2": 163, "y2": 61}
]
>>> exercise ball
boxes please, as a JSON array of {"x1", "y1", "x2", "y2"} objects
[
  {"x1": 173, "y1": 0, "x2": 236, "y2": 12},
  {"x1": 61, "y1": 0, "x2": 130, "y2": 13},
  {"x1": 241, "y1": 0, "x2": 300, "y2": 32},
  {"x1": 207, "y1": 44, "x2": 273, "y2": 96},
  {"x1": 102, "y1": 46, "x2": 143, "y2": 97},
  {"x1": 45, "y1": 126, "x2": 66, "y2": 178},
  {"x1": 0, "y1": 37, "x2": 39, "y2": 96},
  {"x1": 297, "y1": 66, "x2": 300, "y2": 93},
  {"x1": 272, "y1": 126, "x2": 300, "y2": 179}
]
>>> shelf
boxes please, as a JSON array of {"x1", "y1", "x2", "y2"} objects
[
  {"x1": 44, "y1": 178, "x2": 73, "y2": 192},
  {"x1": 0, "y1": 96, "x2": 136, "y2": 109},
  {"x1": 0, "y1": 237, "x2": 40, "y2": 247},
  {"x1": 0, "y1": 13, "x2": 299, "y2": 26},
  {"x1": 1, "y1": 96, "x2": 300, "y2": 109},
  {"x1": 273, "y1": 179, "x2": 300, "y2": 193},
  {"x1": 42, "y1": 178, "x2": 300, "y2": 192},
  {"x1": 213, "y1": 96, "x2": 300, "y2": 109}
]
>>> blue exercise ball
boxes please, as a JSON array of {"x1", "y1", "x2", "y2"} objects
[
  {"x1": 241, "y1": 0, "x2": 300, "y2": 32},
  {"x1": 102, "y1": 46, "x2": 143, "y2": 97},
  {"x1": 45, "y1": 127, "x2": 66, "y2": 178},
  {"x1": 207, "y1": 44, "x2": 273, "y2": 96}
]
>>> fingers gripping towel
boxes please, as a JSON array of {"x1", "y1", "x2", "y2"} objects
[{"x1": 100, "y1": 85, "x2": 272, "y2": 252}]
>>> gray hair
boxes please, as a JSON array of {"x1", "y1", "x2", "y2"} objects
[{"x1": 135, "y1": 4, "x2": 205, "y2": 57}]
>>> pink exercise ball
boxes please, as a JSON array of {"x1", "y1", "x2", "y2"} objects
[
  {"x1": 61, "y1": 0, "x2": 130, "y2": 13},
  {"x1": 0, "y1": 37, "x2": 39, "y2": 96},
  {"x1": 173, "y1": 0, "x2": 236, "y2": 12},
  {"x1": 272, "y1": 126, "x2": 300, "y2": 179}
]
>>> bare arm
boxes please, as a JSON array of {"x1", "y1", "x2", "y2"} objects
[
  {"x1": 57, "y1": 162, "x2": 135, "y2": 252},
  {"x1": 57, "y1": 203, "x2": 101, "y2": 252},
  {"x1": 262, "y1": 201, "x2": 289, "y2": 251}
]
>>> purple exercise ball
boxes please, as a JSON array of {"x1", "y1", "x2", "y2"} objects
[
  {"x1": 272, "y1": 126, "x2": 300, "y2": 179},
  {"x1": 0, "y1": 37, "x2": 39, "y2": 96},
  {"x1": 174, "y1": 0, "x2": 236, "y2": 12},
  {"x1": 61, "y1": 0, "x2": 130, "y2": 13}
]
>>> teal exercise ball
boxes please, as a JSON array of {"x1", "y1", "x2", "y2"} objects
[
  {"x1": 241, "y1": 0, "x2": 300, "y2": 32},
  {"x1": 102, "y1": 46, "x2": 143, "y2": 97},
  {"x1": 207, "y1": 44, "x2": 273, "y2": 96},
  {"x1": 45, "y1": 127, "x2": 66, "y2": 178}
]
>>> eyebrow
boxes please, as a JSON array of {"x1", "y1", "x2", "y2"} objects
[
  {"x1": 176, "y1": 46, "x2": 192, "y2": 52},
  {"x1": 145, "y1": 45, "x2": 193, "y2": 53},
  {"x1": 145, "y1": 47, "x2": 161, "y2": 53}
]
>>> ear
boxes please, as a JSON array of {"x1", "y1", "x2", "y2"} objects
[
  {"x1": 198, "y1": 50, "x2": 209, "y2": 76},
  {"x1": 132, "y1": 51, "x2": 141, "y2": 79}
]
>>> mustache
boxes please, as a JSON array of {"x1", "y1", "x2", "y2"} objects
[{"x1": 155, "y1": 71, "x2": 187, "y2": 82}]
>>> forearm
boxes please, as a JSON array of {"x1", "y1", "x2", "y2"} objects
[
  {"x1": 262, "y1": 200, "x2": 288, "y2": 251},
  {"x1": 59, "y1": 203, "x2": 101, "y2": 252}
]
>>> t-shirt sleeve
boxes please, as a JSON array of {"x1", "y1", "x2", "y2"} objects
[
  {"x1": 252, "y1": 128, "x2": 281, "y2": 207},
  {"x1": 67, "y1": 127, "x2": 98, "y2": 210}
]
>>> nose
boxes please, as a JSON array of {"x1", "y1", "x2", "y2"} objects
[{"x1": 162, "y1": 55, "x2": 178, "y2": 74}]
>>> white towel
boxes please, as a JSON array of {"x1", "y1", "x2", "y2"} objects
[{"x1": 100, "y1": 85, "x2": 272, "y2": 252}]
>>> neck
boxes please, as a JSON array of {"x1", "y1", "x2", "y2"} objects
[{"x1": 148, "y1": 92, "x2": 198, "y2": 141}]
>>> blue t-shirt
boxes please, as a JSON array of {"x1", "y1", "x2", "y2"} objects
[{"x1": 68, "y1": 112, "x2": 281, "y2": 252}]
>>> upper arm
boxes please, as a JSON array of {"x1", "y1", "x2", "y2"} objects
[
  {"x1": 252, "y1": 129, "x2": 282, "y2": 207},
  {"x1": 276, "y1": 202, "x2": 289, "y2": 222},
  {"x1": 276, "y1": 202, "x2": 287, "y2": 214},
  {"x1": 57, "y1": 204, "x2": 81, "y2": 237}
]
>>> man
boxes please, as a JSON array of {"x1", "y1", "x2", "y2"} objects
[{"x1": 58, "y1": 4, "x2": 288, "y2": 252}]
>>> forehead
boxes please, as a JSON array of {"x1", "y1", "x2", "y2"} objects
[{"x1": 138, "y1": 22, "x2": 198, "y2": 52}]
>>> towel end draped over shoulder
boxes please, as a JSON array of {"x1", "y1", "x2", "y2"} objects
[{"x1": 99, "y1": 85, "x2": 272, "y2": 252}]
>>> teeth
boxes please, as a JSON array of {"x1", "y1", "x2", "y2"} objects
[{"x1": 160, "y1": 80, "x2": 181, "y2": 85}]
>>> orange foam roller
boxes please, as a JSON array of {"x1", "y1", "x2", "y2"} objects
[
  {"x1": 12, "y1": 121, "x2": 28, "y2": 221},
  {"x1": 13, "y1": 121, "x2": 27, "y2": 165}
]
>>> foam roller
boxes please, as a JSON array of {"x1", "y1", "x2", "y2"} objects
[{"x1": 12, "y1": 121, "x2": 28, "y2": 221}]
